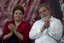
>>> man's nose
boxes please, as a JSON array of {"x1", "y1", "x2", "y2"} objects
[{"x1": 42, "y1": 12, "x2": 45, "y2": 15}]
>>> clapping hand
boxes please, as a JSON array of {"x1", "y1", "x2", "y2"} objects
[
  {"x1": 41, "y1": 17, "x2": 50, "y2": 32},
  {"x1": 8, "y1": 24, "x2": 17, "y2": 33},
  {"x1": 43, "y1": 17, "x2": 50, "y2": 29}
]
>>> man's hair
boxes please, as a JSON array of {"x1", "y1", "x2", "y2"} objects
[
  {"x1": 37, "y1": 4, "x2": 50, "y2": 12},
  {"x1": 12, "y1": 5, "x2": 24, "y2": 15}
]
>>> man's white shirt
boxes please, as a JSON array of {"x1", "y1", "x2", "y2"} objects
[{"x1": 29, "y1": 16, "x2": 63, "y2": 43}]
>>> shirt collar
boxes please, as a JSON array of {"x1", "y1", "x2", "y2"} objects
[{"x1": 50, "y1": 16, "x2": 54, "y2": 22}]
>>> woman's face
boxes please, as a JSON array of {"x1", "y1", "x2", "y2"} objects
[{"x1": 13, "y1": 10, "x2": 23, "y2": 21}]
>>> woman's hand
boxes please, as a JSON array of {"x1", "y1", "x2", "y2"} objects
[{"x1": 8, "y1": 24, "x2": 17, "y2": 33}]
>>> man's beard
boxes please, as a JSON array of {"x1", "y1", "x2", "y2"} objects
[{"x1": 41, "y1": 15, "x2": 50, "y2": 20}]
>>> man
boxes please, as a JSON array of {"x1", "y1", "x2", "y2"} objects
[{"x1": 29, "y1": 4, "x2": 63, "y2": 43}]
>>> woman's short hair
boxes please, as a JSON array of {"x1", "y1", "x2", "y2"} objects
[{"x1": 12, "y1": 5, "x2": 24, "y2": 15}]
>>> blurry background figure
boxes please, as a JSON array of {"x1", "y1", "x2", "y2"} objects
[
  {"x1": 61, "y1": 36, "x2": 64, "y2": 43},
  {"x1": 0, "y1": 28, "x2": 3, "y2": 43},
  {"x1": 60, "y1": 0, "x2": 64, "y2": 43},
  {"x1": 0, "y1": 28, "x2": 3, "y2": 37}
]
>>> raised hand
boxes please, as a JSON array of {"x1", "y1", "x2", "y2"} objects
[
  {"x1": 8, "y1": 24, "x2": 17, "y2": 32},
  {"x1": 43, "y1": 19, "x2": 50, "y2": 28},
  {"x1": 41, "y1": 17, "x2": 50, "y2": 32}
]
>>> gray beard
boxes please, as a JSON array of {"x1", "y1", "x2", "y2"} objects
[{"x1": 41, "y1": 16, "x2": 50, "y2": 20}]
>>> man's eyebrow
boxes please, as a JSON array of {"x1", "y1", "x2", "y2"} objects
[{"x1": 43, "y1": 10, "x2": 46, "y2": 12}]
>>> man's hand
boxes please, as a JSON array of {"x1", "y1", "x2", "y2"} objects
[
  {"x1": 41, "y1": 17, "x2": 50, "y2": 32},
  {"x1": 44, "y1": 19, "x2": 50, "y2": 28}
]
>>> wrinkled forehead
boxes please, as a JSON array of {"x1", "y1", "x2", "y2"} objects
[
  {"x1": 38, "y1": 7, "x2": 50, "y2": 13},
  {"x1": 39, "y1": 7, "x2": 48, "y2": 11},
  {"x1": 40, "y1": 6, "x2": 50, "y2": 10},
  {"x1": 38, "y1": 4, "x2": 50, "y2": 11}
]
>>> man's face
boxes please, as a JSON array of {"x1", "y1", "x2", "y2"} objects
[{"x1": 38, "y1": 7, "x2": 50, "y2": 19}]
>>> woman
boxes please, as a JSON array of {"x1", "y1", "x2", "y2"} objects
[{"x1": 2, "y1": 5, "x2": 31, "y2": 43}]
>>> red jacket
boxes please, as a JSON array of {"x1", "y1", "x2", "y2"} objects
[{"x1": 2, "y1": 21, "x2": 31, "y2": 43}]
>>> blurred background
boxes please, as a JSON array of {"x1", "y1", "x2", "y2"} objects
[{"x1": 0, "y1": 0, "x2": 64, "y2": 43}]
